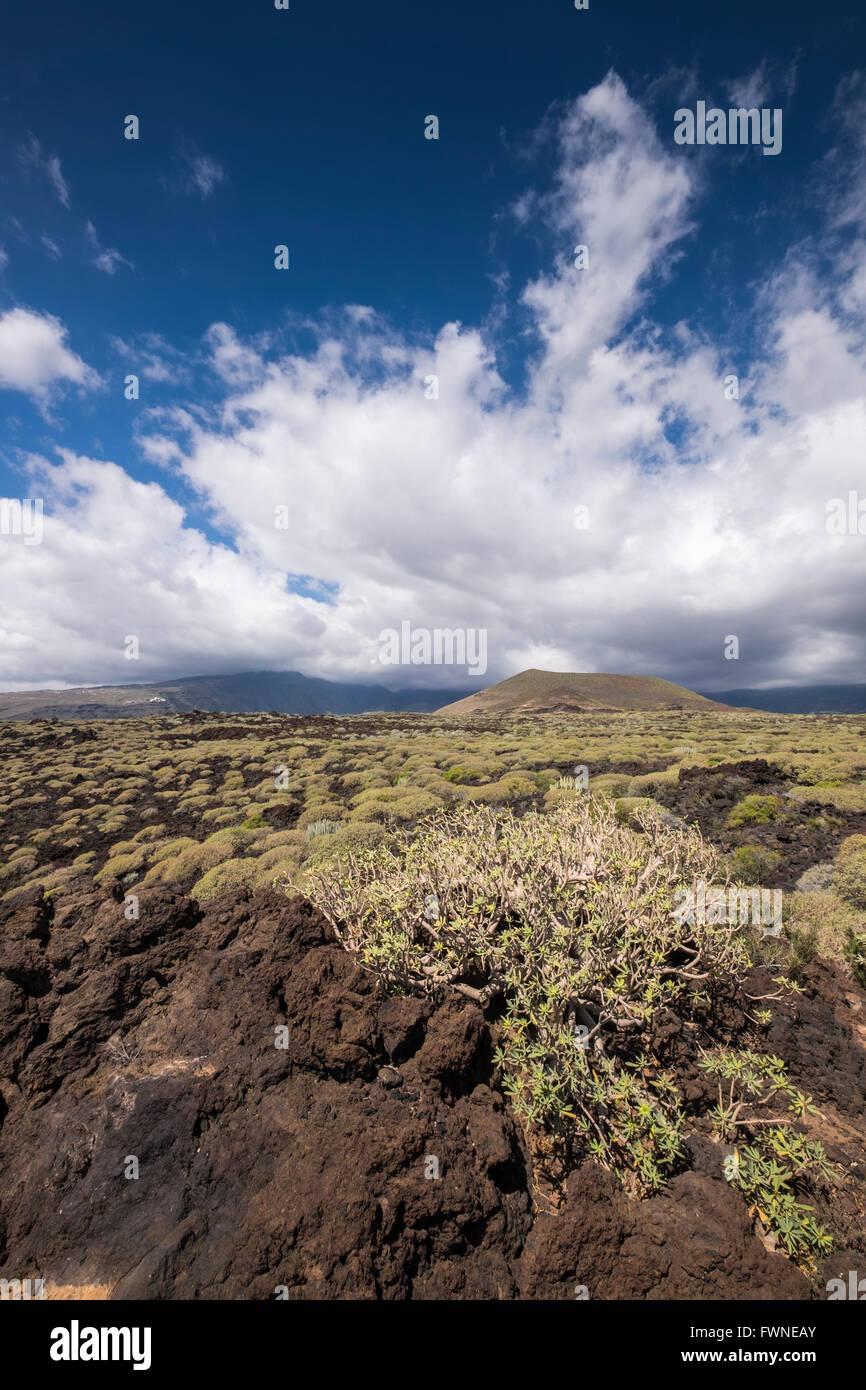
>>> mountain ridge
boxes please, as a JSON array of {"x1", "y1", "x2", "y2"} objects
[{"x1": 0, "y1": 670, "x2": 477, "y2": 722}]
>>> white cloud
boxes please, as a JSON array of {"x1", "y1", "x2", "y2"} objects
[
  {"x1": 725, "y1": 62, "x2": 771, "y2": 111},
  {"x1": 3, "y1": 73, "x2": 866, "y2": 692},
  {"x1": 725, "y1": 59, "x2": 798, "y2": 112},
  {"x1": 182, "y1": 152, "x2": 226, "y2": 198},
  {"x1": 19, "y1": 135, "x2": 70, "y2": 207},
  {"x1": 204, "y1": 323, "x2": 269, "y2": 385},
  {"x1": 0, "y1": 308, "x2": 99, "y2": 405},
  {"x1": 41, "y1": 235, "x2": 62, "y2": 260},
  {"x1": 110, "y1": 332, "x2": 190, "y2": 384},
  {"x1": 0, "y1": 451, "x2": 327, "y2": 687},
  {"x1": 85, "y1": 220, "x2": 134, "y2": 275}
]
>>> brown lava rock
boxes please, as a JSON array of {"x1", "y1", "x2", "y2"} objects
[{"x1": 0, "y1": 882, "x2": 863, "y2": 1300}]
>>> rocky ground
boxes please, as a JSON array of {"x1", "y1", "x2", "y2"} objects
[
  {"x1": 1, "y1": 878, "x2": 864, "y2": 1300},
  {"x1": 655, "y1": 759, "x2": 866, "y2": 888}
]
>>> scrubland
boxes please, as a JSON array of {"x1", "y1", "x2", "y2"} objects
[
  {"x1": 2, "y1": 705, "x2": 865, "y2": 1288},
  {"x1": 3, "y1": 707, "x2": 865, "y2": 974}
]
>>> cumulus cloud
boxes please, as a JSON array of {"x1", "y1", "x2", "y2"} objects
[
  {"x1": 0, "y1": 308, "x2": 99, "y2": 406},
  {"x1": 3, "y1": 73, "x2": 866, "y2": 692},
  {"x1": 0, "y1": 451, "x2": 329, "y2": 687}
]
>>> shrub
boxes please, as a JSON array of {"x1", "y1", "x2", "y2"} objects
[
  {"x1": 300, "y1": 820, "x2": 386, "y2": 867},
  {"x1": 191, "y1": 857, "x2": 256, "y2": 900},
  {"x1": 200, "y1": 807, "x2": 239, "y2": 826},
  {"x1": 730, "y1": 1129, "x2": 834, "y2": 1257},
  {"x1": 786, "y1": 890, "x2": 860, "y2": 972},
  {"x1": 627, "y1": 769, "x2": 679, "y2": 796},
  {"x1": 145, "y1": 838, "x2": 236, "y2": 885},
  {"x1": 296, "y1": 802, "x2": 345, "y2": 829},
  {"x1": 843, "y1": 924, "x2": 866, "y2": 986},
  {"x1": 834, "y1": 835, "x2": 866, "y2": 909},
  {"x1": 150, "y1": 837, "x2": 198, "y2": 863},
  {"x1": 613, "y1": 795, "x2": 656, "y2": 826},
  {"x1": 254, "y1": 846, "x2": 303, "y2": 873},
  {"x1": 443, "y1": 765, "x2": 484, "y2": 785},
  {"x1": 205, "y1": 825, "x2": 261, "y2": 850},
  {"x1": 795, "y1": 861, "x2": 835, "y2": 893},
  {"x1": 131, "y1": 825, "x2": 166, "y2": 843},
  {"x1": 466, "y1": 774, "x2": 539, "y2": 806},
  {"x1": 0, "y1": 853, "x2": 37, "y2": 880},
  {"x1": 729, "y1": 845, "x2": 781, "y2": 885},
  {"x1": 295, "y1": 799, "x2": 749, "y2": 1193},
  {"x1": 728, "y1": 795, "x2": 781, "y2": 827},
  {"x1": 590, "y1": 773, "x2": 632, "y2": 799},
  {"x1": 349, "y1": 790, "x2": 443, "y2": 824},
  {"x1": 95, "y1": 848, "x2": 149, "y2": 883},
  {"x1": 262, "y1": 828, "x2": 304, "y2": 850}
]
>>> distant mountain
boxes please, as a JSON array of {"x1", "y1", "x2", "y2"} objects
[
  {"x1": 436, "y1": 669, "x2": 733, "y2": 716},
  {"x1": 0, "y1": 670, "x2": 477, "y2": 722},
  {"x1": 9, "y1": 668, "x2": 858, "y2": 723},
  {"x1": 705, "y1": 685, "x2": 866, "y2": 714}
]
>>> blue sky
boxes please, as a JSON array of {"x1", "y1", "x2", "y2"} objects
[{"x1": 1, "y1": 0, "x2": 865, "y2": 691}]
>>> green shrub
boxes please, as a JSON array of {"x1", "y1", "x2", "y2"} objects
[
  {"x1": 728, "y1": 795, "x2": 781, "y2": 827},
  {"x1": 696, "y1": 1051, "x2": 837, "y2": 1258},
  {"x1": 443, "y1": 765, "x2": 484, "y2": 785},
  {"x1": 590, "y1": 773, "x2": 632, "y2": 799},
  {"x1": 296, "y1": 801, "x2": 345, "y2": 829},
  {"x1": 843, "y1": 924, "x2": 866, "y2": 986},
  {"x1": 834, "y1": 835, "x2": 866, "y2": 909},
  {"x1": 145, "y1": 838, "x2": 237, "y2": 885},
  {"x1": 466, "y1": 774, "x2": 538, "y2": 806},
  {"x1": 349, "y1": 790, "x2": 443, "y2": 824},
  {"x1": 205, "y1": 825, "x2": 261, "y2": 850},
  {"x1": 786, "y1": 890, "x2": 860, "y2": 972},
  {"x1": 627, "y1": 769, "x2": 679, "y2": 796},
  {"x1": 613, "y1": 795, "x2": 656, "y2": 826},
  {"x1": 729, "y1": 845, "x2": 782, "y2": 884},
  {"x1": 95, "y1": 848, "x2": 149, "y2": 883},
  {"x1": 191, "y1": 857, "x2": 256, "y2": 900},
  {"x1": 301, "y1": 820, "x2": 386, "y2": 867}
]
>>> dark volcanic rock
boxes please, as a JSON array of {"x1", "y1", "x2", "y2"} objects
[{"x1": 0, "y1": 882, "x2": 863, "y2": 1300}]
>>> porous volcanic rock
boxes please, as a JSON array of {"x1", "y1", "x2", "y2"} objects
[{"x1": 0, "y1": 883, "x2": 862, "y2": 1300}]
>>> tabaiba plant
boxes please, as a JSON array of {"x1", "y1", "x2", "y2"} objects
[
  {"x1": 727, "y1": 1127, "x2": 836, "y2": 1260},
  {"x1": 700, "y1": 1048, "x2": 837, "y2": 1259},
  {"x1": 843, "y1": 923, "x2": 866, "y2": 986},
  {"x1": 697, "y1": 1048, "x2": 819, "y2": 1141},
  {"x1": 294, "y1": 797, "x2": 755, "y2": 1194}
]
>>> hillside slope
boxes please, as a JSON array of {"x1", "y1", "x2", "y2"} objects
[{"x1": 437, "y1": 669, "x2": 731, "y2": 716}]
